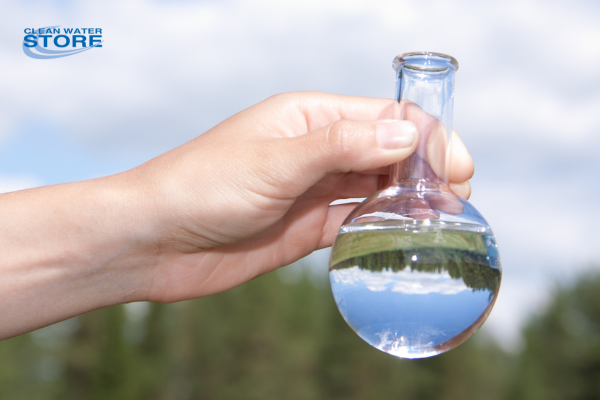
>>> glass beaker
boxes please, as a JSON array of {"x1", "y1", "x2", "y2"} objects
[{"x1": 329, "y1": 52, "x2": 501, "y2": 359}]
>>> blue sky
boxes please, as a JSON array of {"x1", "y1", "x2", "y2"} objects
[{"x1": 2, "y1": 0, "x2": 600, "y2": 349}]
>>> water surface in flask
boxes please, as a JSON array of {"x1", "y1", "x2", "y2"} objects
[{"x1": 329, "y1": 222, "x2": 501, "y2": 359}]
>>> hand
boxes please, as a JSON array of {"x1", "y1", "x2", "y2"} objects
[
  {"x1": 129, "y1": 92, "x2": 474, "y2": 302},
  {"x1": 0, "y1": 91, "x2": 474, "y2": 339}
]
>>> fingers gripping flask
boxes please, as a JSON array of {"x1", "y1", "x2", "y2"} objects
[{"x1": 329, "y1": 52, "x2": 501, "y2": 359}]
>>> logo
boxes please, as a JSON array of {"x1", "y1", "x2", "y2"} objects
[{"x1": 23, "y1": 26, "x2": 103, "y2": 59}]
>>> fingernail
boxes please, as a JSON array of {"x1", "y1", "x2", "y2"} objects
[{"x1": 376, "y1": 120, "x2": 417, "y2": 150}]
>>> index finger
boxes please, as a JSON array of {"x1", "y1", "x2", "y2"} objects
[{"x1": 263, "y1": 92, "x2": 395, "y2": 135}]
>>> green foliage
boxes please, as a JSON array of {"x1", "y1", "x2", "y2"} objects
[
  {"x1": 332, "y1": 247, "x2": 501, "y2": 294},
  {"x1": 330, "y1": 229, "x2": 500, "y2": 294},
  {"x1": 511, "y1": 272, "x2": 600, "y2": 400},
  {"x1": 18, "y1": 264, "x2": 600, "y2": 399}
]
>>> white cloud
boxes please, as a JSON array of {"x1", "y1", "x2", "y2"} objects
[
  {"x1": 0, "y1": 0, "x2": 596, "y2": 153},
  {"x1": 331, "y1": 266, "x2": 470, "y2": 295},
  {"x1": 391, "y1": 269, "x2": 469, "y2": 295},
  {"x1": 0, "y1": 175, "x2": 42, "y2": 193}
]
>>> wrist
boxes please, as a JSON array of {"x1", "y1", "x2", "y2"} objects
[
  {"x1": 0, "y1": 174, "x2": 157, "y2": 338},
  {"x1": 87, "y1": 172, "x2": 161, "y2": 303}
]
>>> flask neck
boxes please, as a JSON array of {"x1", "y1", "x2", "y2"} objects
[
  {"x1": 388, "y1": 164, "x2": 443, "y2": 191},
  {"x1": 389, "y1": 148, "x2": 444, "y2": 189},
  {"x1": 392, "y1": 52, "x2": 457, "y2": 187}
]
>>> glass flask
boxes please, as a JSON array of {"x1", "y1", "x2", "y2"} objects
[{"x1": 329, "y1": 52, "x2": 501, "y2": 359}]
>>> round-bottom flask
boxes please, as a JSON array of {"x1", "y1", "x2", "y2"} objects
[{"x1": 329, "y1": 53, "x2": 501, "y2": 359}]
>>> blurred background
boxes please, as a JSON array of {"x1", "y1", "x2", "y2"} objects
[{"x1": 1, "y1": 0, "x2": 600, "y2": 398}]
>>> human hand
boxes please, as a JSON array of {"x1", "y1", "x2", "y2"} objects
[
  {"x1": 124, "y1": 92, "x2": 474, "y2": 303},
  {"x1": 0, "y1": 91, "x2": 474, "y2": 339}
]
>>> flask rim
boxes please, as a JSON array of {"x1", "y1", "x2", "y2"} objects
[{"x1": 393, "y1": 52, "x2": 459, "y2": 72}]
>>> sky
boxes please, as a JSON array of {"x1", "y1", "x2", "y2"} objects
[{"x1": 1, "y1": 0, "x2": 600, "y2": 350}]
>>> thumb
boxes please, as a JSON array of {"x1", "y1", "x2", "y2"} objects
[{"x1": 281, "y1": 119, "x2": 418, "y2": 192}]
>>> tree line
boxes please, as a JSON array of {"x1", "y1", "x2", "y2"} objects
[{"x1": 1, "y1": 264, "x2": 599, "y2": 400}]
